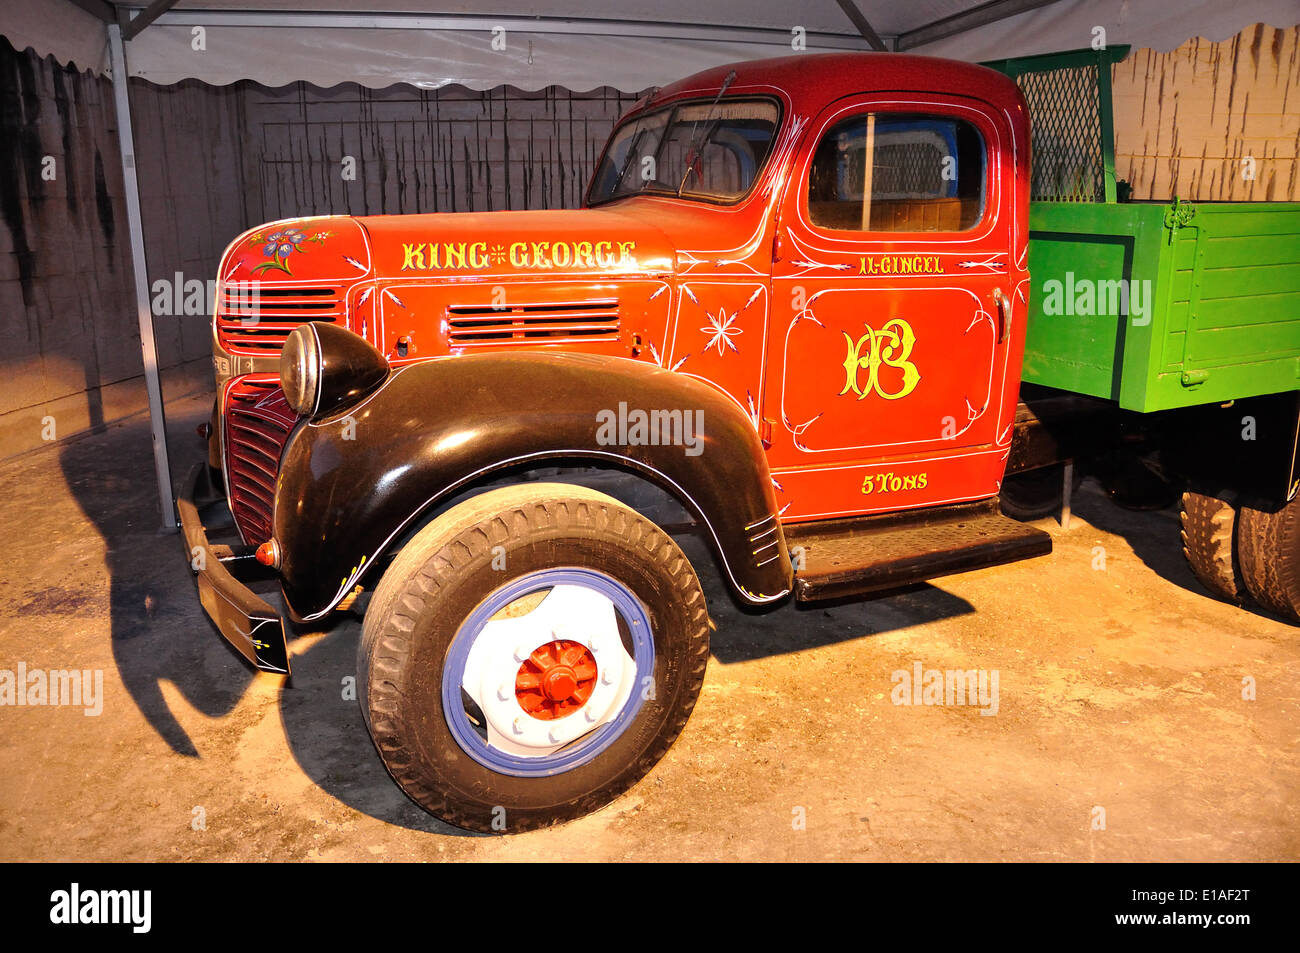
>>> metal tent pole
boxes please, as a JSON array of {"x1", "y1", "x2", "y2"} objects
[{"x1": 108, "y1": 22, "x2": 176, "y2": 531}]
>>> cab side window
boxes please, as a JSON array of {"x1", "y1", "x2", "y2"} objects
[{"x1": 807, "y1": 113, "x2": 986, "y2": 233}]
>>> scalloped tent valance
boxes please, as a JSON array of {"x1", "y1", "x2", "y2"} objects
[{"x1": 3, "y1": 0, "x2": 1298, "y2": 90}]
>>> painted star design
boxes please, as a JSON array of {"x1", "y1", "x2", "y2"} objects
[{"x1": 700, "y1": 307, "x2": 741, "y2": 356}]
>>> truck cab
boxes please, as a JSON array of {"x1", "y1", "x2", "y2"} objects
[{"x1": 202, "y1": 51, "x2": 1041, "y2": 608}]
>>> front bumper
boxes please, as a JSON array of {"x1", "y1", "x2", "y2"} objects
[{"x1": 177, "y1": 464, "x2": 291, "y2": 675}]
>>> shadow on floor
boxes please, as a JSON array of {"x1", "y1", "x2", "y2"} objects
[
  {"x1": 276, "y1": 614, "x2": 478, "y2": 836},
  {"x1": 58, "y1": 410, "x2": 255, "y2": 759},
  {"x1": 1068, "y1": 480, "x2": 1286, "y2": 625},
  {"x1": 675, "y1": 531, "x2": 977, "y2": 665}
]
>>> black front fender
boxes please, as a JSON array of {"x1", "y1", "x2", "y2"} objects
[{"x1": 274, "y1": 351, "x2": 792, "y2": 619}]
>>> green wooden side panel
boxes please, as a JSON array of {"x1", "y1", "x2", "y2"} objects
[
  {"x1": 1024, "y1": 201, "x2": 1300, "y2": 412},
  {"x1": 1022, "y1": 202, "x2": 1168, "y2": 405}
]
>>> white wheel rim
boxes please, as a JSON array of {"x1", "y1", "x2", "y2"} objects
[{"x1": 459, "y1": 584, "x2": 639, "y2": 760}]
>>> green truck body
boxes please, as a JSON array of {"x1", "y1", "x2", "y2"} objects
[
  {"x1": 987, "y1": 47, "x2": 1300, "y2": 415},
  {"x1": 1024, "y1": 200, "x2": 1300, "y2": 412}
]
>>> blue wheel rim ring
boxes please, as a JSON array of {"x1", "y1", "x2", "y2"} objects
[{"x1": 441, "y1": 567, "x2": 656, "y2": 778}]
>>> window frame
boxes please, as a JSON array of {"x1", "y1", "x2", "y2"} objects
[
  {"x1": 795, "y1": 100, "x2": 999, "y2": 244},
  {"x1": 586, "y1": 95, "x2": 785, "y2": 209}
]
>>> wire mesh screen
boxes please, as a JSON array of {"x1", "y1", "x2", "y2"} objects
[
  {"x1": 1015, "y1": 64, "x2": 1105, "y2": 202},
  {"x1": 873, "y1": 140, "x2": 947, "y2": 197}
]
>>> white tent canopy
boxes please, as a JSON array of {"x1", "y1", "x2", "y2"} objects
[{"x1": 7, "y1": 1, "x2": 1300, "y2": 91}]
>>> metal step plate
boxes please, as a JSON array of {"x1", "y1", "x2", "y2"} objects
[{"x1": 787, "y1": 499, "x2": 1052, "y2": 602}]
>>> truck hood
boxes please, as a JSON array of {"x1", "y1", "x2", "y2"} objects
[
  {"x1": 356, "y1": 207, "x2": 677, "y2": 279},
  {"x1": 218, "y1": 215, "x2": 374, "y2": 286}
]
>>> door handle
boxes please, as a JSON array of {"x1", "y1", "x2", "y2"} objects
[{"x1": 993, "y1": 288, "x2": 1010, "y2": 344}]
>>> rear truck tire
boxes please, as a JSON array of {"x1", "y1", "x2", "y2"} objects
[
  {"x1": 1237, "y1": 495, "x2": 1300, "y2": 622},
  {"x1": 999, "y1": 464, "x2": 1081, "y2": 521},
  {"x1": 358, "y1": 483, "x2": 710, "y2": 833},
  {"x1": 1179, "y1": 492, "x2": 1248, "y2": 605}
]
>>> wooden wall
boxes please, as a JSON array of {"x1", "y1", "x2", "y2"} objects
[
  {"x1": 244, "y1": 83, "x2": 640, "y2": 221},
  {"x1": 1112, "y1": 24, "x2": 1300, "y2": 202}
]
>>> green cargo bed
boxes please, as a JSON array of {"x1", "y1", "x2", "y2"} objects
[
  {"x1": 984, "y1": 47, "x2": 1300, "y2": 414},
  {"x1": 1023, "y1": 201, "x2": 1300, "y2": 412}
]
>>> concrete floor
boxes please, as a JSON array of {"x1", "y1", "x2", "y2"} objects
[{"x1": 2, "y1": 392, "x2": 1298, "y2": 861}]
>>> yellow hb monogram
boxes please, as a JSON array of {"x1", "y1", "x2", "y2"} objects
[{"x1": 840, "y1": 318, "x2": 921, "y2": 400}]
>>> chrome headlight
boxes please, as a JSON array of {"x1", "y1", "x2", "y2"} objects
[
  {"x1": 281, "y1": 324, "x2": 321, "y2": 415},
  {"x1": 280, "y1": 323, "x2": 389, "y2": 418}
]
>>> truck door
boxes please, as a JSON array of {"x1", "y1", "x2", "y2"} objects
[{"x1": 765, "y1": 93, "x2": 1023, "y2": 521}]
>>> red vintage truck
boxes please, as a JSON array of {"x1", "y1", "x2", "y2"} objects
[{"x1": 180, "y1": 48, "x2": 1300, "y2": 832}]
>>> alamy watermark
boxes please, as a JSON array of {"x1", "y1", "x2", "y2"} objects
[
  {"x1": 50, "y1": 883, "x2": 150, "y2": 933},
  {"x1": 891, "y1": 661, "x2": 999, "y2": 716},
  {"x1": 595, "y1": 401, "x2": 704, "y2": 457},
  {"x1": 1041, "y1": 272, "x2": 1152, "y2": 326},
  {"x1": 0, "y1": 663, "x2": 103, "y2": 716},
  {"x1": 151, "y1": 272, "x2": 261, "y2": 322}
]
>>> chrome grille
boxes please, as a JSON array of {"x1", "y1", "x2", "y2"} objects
[
  {"x1": 447, "y1": 299, "x2": 620, "y2": 346},
  {"x1": 224, "y1": 378, "x2": 296, "y2": 543},
  {"x1": 216, "y1": 286, "x2": 343, "y2": 354}
]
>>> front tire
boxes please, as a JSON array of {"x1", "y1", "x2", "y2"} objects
[{"x1": 358, "y1": 483, "x2": 709, "y2": 832}]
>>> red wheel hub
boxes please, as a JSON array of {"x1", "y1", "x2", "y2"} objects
[{"x1": 515, "y1": 640, "x2": 598, "y2": 720}]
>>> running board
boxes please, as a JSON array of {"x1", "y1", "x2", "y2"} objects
[{"x1": 786, "y1": 499, "x2": 1052, "y2": 603}]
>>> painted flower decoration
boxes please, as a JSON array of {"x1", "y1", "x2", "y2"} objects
[
  {"x1": 700, "y1": 306, "x2": 741, "y2": 356},
  {"x1": 264, "y1": 229, "x2": 304, "y2": 258},
  {"x1": 250, "y1": 228, "x2": 331, "y2": 276}
]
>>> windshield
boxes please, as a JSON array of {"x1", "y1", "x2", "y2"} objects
[{"x1": 588, "y1": 98, "x2": 781, "y2": 205}]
